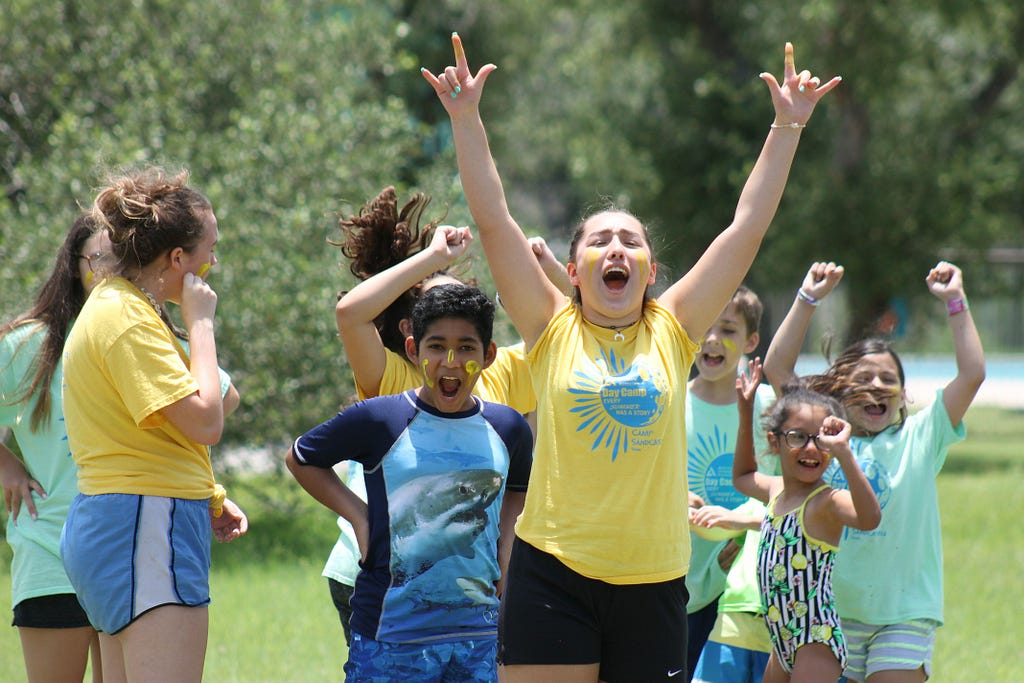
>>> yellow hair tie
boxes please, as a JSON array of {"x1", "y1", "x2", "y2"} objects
[{"x1": 209, "y1": 483, "x2": 227, "y2": 518}]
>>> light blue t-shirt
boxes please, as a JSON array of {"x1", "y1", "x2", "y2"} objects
[
  {"x1": 0, "y1": 323, "x2": 79, "y2": 606},
  {"x1": 824, "y1": 390, "x2": 964, "y2": 625},
  {"x1": 322, "y1": 462, "x2": 367, "y2": 587},
  {"x1": 685, "y1": 384, "x2": 774, "y2": 612}
]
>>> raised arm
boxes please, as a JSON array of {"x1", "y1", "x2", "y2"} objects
[
  {"x1": 422, "y1": 33, "x2": 564, "y2": 347},
  {"x1": 335, "y1": 225, "x2": 472, "y2": 396},
  {"x1": 660, "y1": 43, "x2": 841, "y2": 336},
  {"x1": 817, "y1": 415, "x2": 881, "y2": 532},
  {"x1": 762, "y1": 261, "x2": 844, "y2": 392},
  {"x1": 160, "y1": 273, "x2": 224, "y2": 444},
  {"x1": 732, "y1": 359, "x2": 776, "y2": 504},
  {"x1": 926, "y1": 262, "x2": 985, "y2": 426}
]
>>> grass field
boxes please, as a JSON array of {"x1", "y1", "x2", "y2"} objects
[{"x1": 0, "y1": 406, "x2": 1021, "y2": 681}]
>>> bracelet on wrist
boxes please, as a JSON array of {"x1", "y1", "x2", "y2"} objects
[
  {"x1": 771, "y1": 121, "x2": 805, "y2": 129},
  {"x1": 946, "y1": 297, "x2": 969, "y2": 316},
  {"x1": 796, "y1": 288, "x2": 820, "y2": 306}
]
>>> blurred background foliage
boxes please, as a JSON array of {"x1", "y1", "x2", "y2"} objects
[{"x1": 2, "y1": 0, "x2": 1022, "y2": 449}]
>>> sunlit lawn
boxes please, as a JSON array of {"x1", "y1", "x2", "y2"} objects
[{"x1": 0, "y1": 406, "x2": 1020, "y2": 681}]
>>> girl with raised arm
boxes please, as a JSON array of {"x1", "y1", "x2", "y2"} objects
[{"x1": 422, "y1": 34, "x2": 840, "y2": 682}]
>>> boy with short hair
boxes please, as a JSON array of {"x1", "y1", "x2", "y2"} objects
[
  {"x1": 286, "y1": 283, "x2": 533, "y2": 681},
  {"x1": 685, "y1": 285, "x2": 774, "y2": 679}
]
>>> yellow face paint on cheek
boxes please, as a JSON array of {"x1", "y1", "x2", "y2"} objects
[
  {"x1": 722, "y1": 338, "x2": 737, "y2": 353},
  {"x1": 421, "y1": 358, "x2": 434, "y2": 388},
  {"x1": 584, "y1": 248, "x2": 600, "y2": 280},
  {"x1": 197, "y1": 263, "x2": 211, "y2": 278},
  {"x1": 84, "y1": 270, "x2": 94, "y2": 286},
  {"x1": 465, "y1": 360, "x2": 481, "y2": 376},
  {"x1": 636, "y1": 250, "x2": 650, "y2": 281}
]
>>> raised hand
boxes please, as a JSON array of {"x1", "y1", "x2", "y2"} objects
[
  {"x1": 430, "y1": 224, "x2": 474, "y2": 264},
  {"x1": 421, "y1": 32, "x2": 497, "y2": 119},
  {"x1": 735, "y1": 357, "x2": 763, "y2": 408},
  {"x1": 180, "y1": 271, "x2": 218, "y2": 328},
  {"x1": 926, "y1": 261, "x2": 965, "y2": 302},
  {"x1": 817, "y1": 414, "x2": 853, "y2": 454},
  {"x1": 761, "y1": 43, "x2": 842, "y2": 127},
  {"x1": 801, "y1": 261, "x2": 845, "y2": 301}
]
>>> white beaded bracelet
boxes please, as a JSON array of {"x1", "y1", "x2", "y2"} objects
[{"x1": 771, "y1": 122, "x2": 806, "y2": 129}]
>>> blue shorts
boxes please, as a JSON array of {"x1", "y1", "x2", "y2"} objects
[
  {"x1": 842, "y1": 618, "x2": 936, "y2": 681},
  {"x1": 61, "y1": 493, "x2": 212, "y2": 634},
  {"x1": 345, "y1": 632, "x2": 497, "y2": 682},
  {"x1": 692, "y1": 640, "x2": 769, "y2": 683}
]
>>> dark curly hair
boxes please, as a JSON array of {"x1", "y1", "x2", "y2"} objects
[{"x1": 330, "y1": 186, "x2": 472, "y2": 355}]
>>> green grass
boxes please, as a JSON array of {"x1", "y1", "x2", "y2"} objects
[{"x1": 0, "y1": 407, "x2": 1021, "y2": 681}]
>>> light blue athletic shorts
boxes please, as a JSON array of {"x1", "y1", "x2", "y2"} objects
[
  {"x1": 345, "y1": 632, "x2": 497, "y2": 682},
  {"x1": 842, "y1": 618, "x2": 937, "y2": 682},
  {"x1": 693, "y1": 640, "x2": 770, "y2": 683},
  {"x1": 61, "y1": 493, "x2": 212, "y2": 634}
]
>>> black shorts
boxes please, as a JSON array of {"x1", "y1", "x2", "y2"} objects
[
  {"x1": 12, "y1": 593, "x2": 92, "y2": 629},
  {"x1": 498, "y1": 538, "x2": 689, "y2": 683}
]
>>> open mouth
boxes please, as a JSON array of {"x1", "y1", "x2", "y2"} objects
[
  {"x1": 439, "y1": 376, "x2": 462, "y2": 399},
  {"x1": 797, "y1": 457, "x2": 823, "y2": 470},
  {"x1": 603, "y1": 266, "x2": 629, "y2": 291},
  {"x1": 864, "y1": 403, "x2": 888, "y2": 417},
  {"x1": 700, "y1": 353, "x2": 725, "y2": 368}
]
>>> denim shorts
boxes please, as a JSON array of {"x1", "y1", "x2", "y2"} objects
[{"x1": 345, "y1": 632, "x2": 497, "y2": 682}]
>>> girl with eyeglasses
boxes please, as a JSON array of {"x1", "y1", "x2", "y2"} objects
[
  {"x1": 1, "y1": 214, "x2": 111, "y2": 682},
  {"x1": 733, "y1": 360, "x2": 881, "y2": 683},
  {"x1": 762, "y1": 261, "x2": 985, "y2": 683}
]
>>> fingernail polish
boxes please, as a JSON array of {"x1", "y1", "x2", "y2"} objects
[
  {"x1": 450, "y1": 92, "x2": 458, "y2": 99},
  {"x1": 799, "y1": 85, "x2": 805, "y2": 92},
  {"x1": 455, "y1": 85, "x2": 461, "y2": 94}
]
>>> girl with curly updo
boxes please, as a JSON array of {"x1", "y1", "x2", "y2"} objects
[{"x1": 60, "y1": 166, "x2": 247, "y2": 683}]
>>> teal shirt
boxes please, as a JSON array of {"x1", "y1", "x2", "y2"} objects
[
  {"x1": 826, "y1": 390, "x2": 964, "y2": 625},
  {"x1": 0, "y1": 323, "x2": 79, "y2": 606},
  {"x1": 684, "y1": 384, "x2": 774, "y2": 612}
]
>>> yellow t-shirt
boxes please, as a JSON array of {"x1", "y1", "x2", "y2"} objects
[
  {"x1": 518, "y1": 300, "x2": 699, "y2": 584},
  {"x1": 360, "y1": 343, "x2": 536, "y2": 414},
  {"x1": 62, "y1": 278, "x2": 214, "y2": 498}
]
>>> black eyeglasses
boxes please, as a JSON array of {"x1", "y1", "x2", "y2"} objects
[
  {"x1": 78, "y1": 252, "x2": 106, "y2": 272},
  {"x1": 774, "y1": 429, "x2": 827, "y2": 450}
]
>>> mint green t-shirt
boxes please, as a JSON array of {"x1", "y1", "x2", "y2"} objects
[
  {"x1": 684, "y1": 384, "x2": 774, "y2": 612},
  {"x1": 322, "y1": 462, "x2": 367, "y2": 586},
  {"x1": 825, "y1": 390, "x2": 965, "y2": 625},
  {"x1": 0, "y1": 323, "x2": 79, "y2": 606}
]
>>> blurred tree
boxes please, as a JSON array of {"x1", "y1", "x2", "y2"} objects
[{"x1": 2, "y1": 0, "x2": 1022, "y2": 448}]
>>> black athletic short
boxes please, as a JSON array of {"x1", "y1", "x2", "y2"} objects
[
  {"x1": 12, "y1": 593, "x2": 92, "y2": 629},
  {"x1": 498, "y1": 538, "x2": 689, "y2": 682}
]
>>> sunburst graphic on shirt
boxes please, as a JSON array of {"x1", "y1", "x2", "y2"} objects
[
  {"x1": 687, "y1": 425, "x2": 745, "y2": 509},
  {"x1": 568, "y1": 348, "x2": 668, "y2": 461}
]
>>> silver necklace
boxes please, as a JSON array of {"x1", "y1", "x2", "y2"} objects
[{"x1": 136, "y1": 284, "x2": 162, "y2": 316}]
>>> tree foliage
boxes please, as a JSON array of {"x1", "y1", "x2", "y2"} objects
[{"x1": 2, "y1": 1, "x2": 1021, "y2": 447}]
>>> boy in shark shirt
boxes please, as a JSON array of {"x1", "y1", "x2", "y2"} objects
[{"x1": 287, "y1": 283, "x2": 532, "y2": 682}]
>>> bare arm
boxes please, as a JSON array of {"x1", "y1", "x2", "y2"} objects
[
  {"x1": 925, "y1": 262, "x2": 985, "y2": 426},
  {"x1": 818, "y1": 416, "x2": 881, "y2": 531},
  {"x1": 160, "y1": 273, "x2": 223, "y2": 444},
  {"x1": 0, "y1": 439, "x2": 44, "y2": 523},
  {"x1": 335, "y1": 225, "x2": 472, "y2": 396},
  {"x1": 496, "y1": 490, "x2": 525, "y2": 596},
  {"x1": 528, "y1": 236, "x2": 573, "y2": 297},
  {"x1": 223, "y1": 382, "x2": 240, "y2": 418},
  {"x1": 285, "y1": 448, "x2": 370, "y2": 559},
  {"x1": 732, "y1": 359, "x2": 776, "y2": 503},
  {"x1": 422, "y1": 34, "x2": 564, "y2": 348},
  {"x1": 660, "y1": 44, "x2": 842, "y2": 336},
  {"x1": 762, "y1": 261, "x2": 844, "y2": 392}
]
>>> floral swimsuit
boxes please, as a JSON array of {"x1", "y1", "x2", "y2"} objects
[{"x1": 756, "y1": 484, "x2": 847, "y2": 673}]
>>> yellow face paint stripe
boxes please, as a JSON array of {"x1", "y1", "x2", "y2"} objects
[
  {"x1": 421, "y1": 358, "x2": 434, "y2": 388},
  {"x1": 722, "y1": 338, "x2": 737, "y2": 353}
]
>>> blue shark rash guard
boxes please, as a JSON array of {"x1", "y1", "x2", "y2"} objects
[{"x1": 292, "y1": 390, "x2": 533, "y2": 644}]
